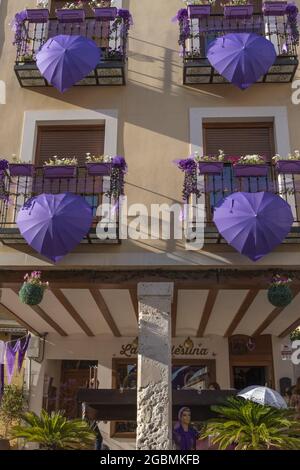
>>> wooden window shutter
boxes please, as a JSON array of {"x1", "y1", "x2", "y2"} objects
[
  {"x1": 203, "y1": 122, "x2": 275, "y2": 161},
  {"x1": 35, "y1": 125, "x2": 105, "y2": 166}
]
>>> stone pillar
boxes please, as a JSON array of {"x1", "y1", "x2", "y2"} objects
[{"x1": 136, "y1": 282, "x2": 174, "y2": 450}]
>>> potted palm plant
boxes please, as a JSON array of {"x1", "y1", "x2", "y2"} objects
[
  {"x1": 12, "y1": 410, "x2": 96, "y2": 450},
  {"x1": 0, "y1": 385, "x2": 25, "y2": 451},
  {"x1": 85, "y1": 153, "x2": 112, "y2": 175},
  {"x1": 195, "y1": 149, "x2": 225, "y2": 175},
  {"x1": 56, "y1": 1, "x2": 86, "y2": 23},
  {"x1": 43, "y1": 156, "x2": 78, "y2": 178},
  {"x1": 90, "y1": 0, "x2": 118, "y2": 20},
  {"x1": 201, "y1": 396, "x2": 300, "y2": 450},
  {"x1": 19, "y1": 271, "x2": 49, "y2": 306},
  {"x1": 185, "y1": 0, "x2": 215, "y2": 18},
  {"x1": 273, "y1": 150, "x2": 300, "y2": 174},
  {"x1": 222, "y1": 0, "x2": 254, "y2": 19},
  {"x1": 9, "y1": 155, "x2": 34, "y2": 177},
  {"x1": 263, "y1": 1, "x2": 287, "y2": 16},
  {"x1": 233, "y1": 154, "x2": 269, "y2": 177}
]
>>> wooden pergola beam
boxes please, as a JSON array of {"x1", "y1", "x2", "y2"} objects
[
  {"x1": 197, "y1": 289, "x2": 218, "y2": 337},
  {"x1": 89, "y1": 288, "x2": 121, "y2": 337},
  {"x1": 11, "y1": 288, "x2": 68, "y2": 337},
  {"x1": 225, "y1": 289, "x2": 259, "y2": 338},
  {"x1": 253, "y1": 287, "x2": 300, "y2": 337},
  {"x1": 0, "y1": 302, "x2": 40, "y2": 336},
  {"x1": 51, "y1": 288, "x2": 94, "y2": 337}
]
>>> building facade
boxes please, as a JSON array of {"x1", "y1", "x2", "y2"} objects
[{"x1": 0, "y1": 0, "x2": 300, "y2": 450}]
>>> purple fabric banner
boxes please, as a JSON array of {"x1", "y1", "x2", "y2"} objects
[{"x1": 6, "y1": 340, "x2": 20, "y2": 385}]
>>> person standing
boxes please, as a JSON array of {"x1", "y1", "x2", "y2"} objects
[{"x1": 173, "y1": 407, "x2": 200, "y2": 450}]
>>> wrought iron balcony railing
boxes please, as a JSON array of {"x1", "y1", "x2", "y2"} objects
[
  {"x1": 179, "y1": 14, "x2": 299, "y2": 84},
  {"x1": 0, "y1": 166, "x2": 119, "y2": 245},
  {"x1": 186, "y1": 163, "x2": 300, "y2": 244},
  {"x1": 14, "y1": 15, "x2": 130, "y2": 87}
]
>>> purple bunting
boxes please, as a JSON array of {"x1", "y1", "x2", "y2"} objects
[{"x1": 6, "y1": 340, "x2": 19, "y2": 385}]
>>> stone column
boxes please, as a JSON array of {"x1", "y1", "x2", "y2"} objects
[{"x1": 136, "y1": 282, "x2": 174, "y2": 450}]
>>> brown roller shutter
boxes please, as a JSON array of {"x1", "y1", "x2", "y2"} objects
[
  {"x1": 203, "y1": 122, "x2": 275, "y2": 161},
  {"x1": 35, "y1": 125, "x2": 105, "y2": 166}
]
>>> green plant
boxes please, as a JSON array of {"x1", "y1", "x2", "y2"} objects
[
  {"x1": 194, "y1": 149, "x2": 225, "y2": 162},
  {"x1": 222, "y1": 0, "x2": 250, "y2": 6},
  {"x1": 0, "y1": 386, "x2": 25, "y2": 439},
  {"x1": 201, "y1": 397, "x2": 300, "y2": 450},
  {"x1": 236, "y1": 154, "x2": 266, "y2": 165},
  {"x1": 290, "y1": 328, "x2": 300, "y2": 342},
  {"x1": 86, "y1": 153, "x2": 112, "y2": 163},
  {"x1": 273, "y1": 150, "x2": 300, "y2": 162},
  {"x1": 184, "y1": 0, "x2": 216, "y2": 5},
  {"x1": 19, "y1": 271, "x2": 48, "y2": 306},
  {"x1": 12, "y1": 410, "x2": 96, "y2": 450},
  {"x1": 44, "y1": 156, "x2": 78, "y2": 166}
]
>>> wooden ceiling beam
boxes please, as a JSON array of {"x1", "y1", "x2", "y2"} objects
[
  {"x1": 225, "y1": 289, "x2": 259, "y2": 338},
  {"x1": 89, "y1": 288, "x2": 121, "y2": 337},
  {"x1": 197, "y1": 289, "x2": 218, "y2": 337},
  {"x1": 279, "y1": 318, "x2": 300, "y2": 339},
  {"x1": 0, "y1": 302, "x2": 40, "y2": 336}
]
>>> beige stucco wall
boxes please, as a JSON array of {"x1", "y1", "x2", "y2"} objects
[{"x1": 0, "y1": 0, "x2": 299, "y2": 268}]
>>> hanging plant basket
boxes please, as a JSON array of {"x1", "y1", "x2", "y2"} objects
[
  {"x1": 267, "y1": 284, "x2": 293, "y2": 307},
  {"x1": 94, "y1": 7, "x2": 118, "y2": 20},
  {"x1": 262, "y1": 1, "x2": 287, "y2": 16},
  {"x1": 233, "y1": 164, "x2": 269, "y2": 177},
  {"x1": 25, "y1": 8, "x2": 49, "y2": 23},
  {"x1": 43, "y1": 165, "x2": 77, "y2": 179},
  {"x1": 198, "y1": 161, "x2": 224, "y2": 175},
  {"x1": 56, "y1": 9, "x2": 85, "y2": 23},
  {"x1": 19, "y1": 283, "x2": 45, "y2": 306},
  {"x1": 275, "y1": 160, "x2": 300, "y2": 174},
  {"x1": 9, "y1": 163, "x2": 34, "y2": 177},
  {"x1": 188, "y1": 5, "x2": 212, "y2": 18},
  {"x1": 223, "y1": 4, "x2": 254, "y2": 18}
]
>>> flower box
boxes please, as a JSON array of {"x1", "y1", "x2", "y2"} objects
[
  {"x1": 25, "y1": 9, "x2": 49, "y2": 23},
  {"x1": 86, "y1": 162, "x2": 111, "y2": 176},
  {"x1": 233, "y1": 164, "x2": 269, "y2": 177},
  {"x1": 262, "y1": 1, "x2": 287, "y2": 16},
  {"x1": 9, "y1": 163, "x2": 34, "y2": 177},
  {"x1": 223, "y1": 4, "x2": 254, "y2": 18},
  {"x1": 43, "y1": 166, "x2": 77, "y2": 178},
  {"x1": 94, "y1": 7, "x2": 118, "y2": 21},
  {"x1": 188, "y1": 5, "x2": 212, "y2": 18},
  {"x1": 56, "y1": 9, "x2": 85, "y2": 23},
  {"x1": 275, "y1": 160, "x2": 300, "y2": 174},
  {"x1": 198, "y1": 161, "x2": 224, "y2": 174}
]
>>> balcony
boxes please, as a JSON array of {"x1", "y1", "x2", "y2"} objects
[
  {"x1": 185, "y1": 162, "x2": 300, "y2": 244},
  {"x1": 178, "y1": 13, "x2": 299, "y2": 85},
  {"x1": 0, "y1": 165, "x2": 119, "y2": 245},
  {"x1": 14, "y1": 15, "x2": 130, "y2": 87}
]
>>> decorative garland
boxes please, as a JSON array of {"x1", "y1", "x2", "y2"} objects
[
  {"x1": 286, "y1": 3, "x2": 300, "y2": 45},
  {"x1": 267, "y1": 274, "x2": 293, "y2": 308}
]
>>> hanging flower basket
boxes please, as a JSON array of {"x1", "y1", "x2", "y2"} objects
[
  {"x1": 268, "y1": 285, "x2": 293, "y2": 307},
  {"x1": 275, "y1": 160, "x2": 300, "y2": 174},
  {"x1": 43, "y1": 165, "x2": 77, "y2": 178},
  {"x1": 25, "y1": 9, "x2": 49, "y2": 23},
  {"x1": 198, "y1": 161, "x2": 224, "y2": 175},
  {"x1": 223, "y1": 4, "x2": 254, "y2": 18},
  {"x1": 94, "y1": 7, "x2": 118, "y2": 20},
  {"x1": 56, "y1": 9, "x2": 85, "y2": 23},
  {"x1": 9, "y1": 163, "x2": 34, "y2": 177},
  {"x1": 233, "y1": 164, "x2": 269, "y2": 177},
  {"x1": 86, "y1": 162, "x2": 111, "y2": 176},
  {"x1": 262, "y1": 1, "x2": 287, "y2": 16},
  {"x1": 188, "y1": 5, "x2": 212, "y2": 18},
  {"x1": 19, "y1": 272, "x2": 48, "y2": 306}
]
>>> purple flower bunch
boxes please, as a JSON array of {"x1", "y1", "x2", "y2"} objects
[
  {"x1": 0, "y1": 159, "x2": 9, "y2": 172},
  {"x1": 286, "y1": 3, "x2": 299, "y2": 45},
  {"x1": 11, "y1": 10, "x2": 27, "y2": 48},
  {"x1": 175, "y1": 158, "x2": 197, "y2": 174},
  {"x1": 175, "y1": 9, "x2": 190, "y2": 48},
  {"x1": 107, "y1": 156, "x2": 127, "y2": 199},
  {"x1": 174, "y1": 158, "x2": 200, "y2": 201},
  {"x1": 270, "y1": 273, "x2": 292, "y2": 287}
]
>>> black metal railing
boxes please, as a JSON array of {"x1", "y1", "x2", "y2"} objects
[
  {"x1": 15, "y1": 16, "x2": 128, "y2": 64},
  {"x1": 0, "y1": 166, "x2": 119, "y2": 244},
  {"x1": 180, "y1": 13, "x2": 298, "y2": 60}
]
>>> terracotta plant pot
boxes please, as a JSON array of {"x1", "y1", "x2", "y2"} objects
[
  {"x1": 262, "y1": 1, "x2": 287, "y2": 16},
  {"x1": 9, "y1": 163, "x2": 34, "y2": 177},
  {"x1": 275, "y1": 160, "x2": 300, "y2": 174},
  {"x1": 0, "y1": 439, "x2": 10, "y2": 450},
  {"x1": 188, "y1": 5, "x2": 212, "y2": 18},
  {"x1": 233, "y1": 164, "x2": 269, "y2": 177},
  {"x1": 43, "y1": 166, "x2": 77, "y2": 179},
  {"x1": 56, "y1": 9, "x2": 85, "y2": 23},
  {"x1": 198, "y1": 161, "x2": 224, "y2": 175},
  {"x1": 93, "y1": 7, "x2": 118, "y2": 21},
  {"x1": 86, "y1": 162, "x2": 111, "y2": 176},
  {"x1": 25, "y1": 9, "x2": 49, "y2": 23},
  {"x1": 223, "y1": 4, "x2": 254, "y2": 18}
]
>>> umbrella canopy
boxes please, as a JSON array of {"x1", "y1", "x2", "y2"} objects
[
  {"x1": 238, "y1": 386, "x2": 287, "y2": 409},
  {"x1": 213, "y1": 192, "x2": 293, "y2": 261},
  {"x1": 16, "y1": 193, "x2": 93, "y2": 263},
  {"x1": 36, "y1": 35, "x2": 100, "y2": 92},
  {"x1": 207, "y1": 33, "x2": 276, "y2": 89}
]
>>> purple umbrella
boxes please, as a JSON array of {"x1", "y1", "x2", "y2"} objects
[
  {"x1": 207, "y1": 33, "x2": 276, "y2": 89},
  {"x1": 36, "y1": 35, "x2": 100, "y2": 92},
  {"x1": 16, "y1": 193, "x2": 93, "y2": 263},
  {"x1": 213, "y1": 192, "x2": 293, "y2": 261}
]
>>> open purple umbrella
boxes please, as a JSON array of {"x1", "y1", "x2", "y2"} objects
[
  {"x1": 16, "y1": 193, "x2": 93, "y2": 263},
  {"x1": 207, "y1": 33, "x2": 276, "y2": 89},
  {"x1": 36, "y1": 35, "x2": 100, "y2": 92},
  {"x1": 213, "y1": 192, "x2": 293, "y2": 261}
]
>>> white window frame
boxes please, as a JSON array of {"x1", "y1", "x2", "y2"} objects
[{"x1": 189, "y1": 106, "x2": 296, "y2": 219}]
